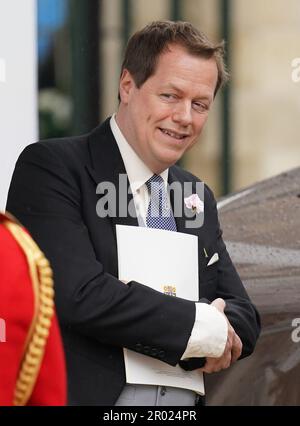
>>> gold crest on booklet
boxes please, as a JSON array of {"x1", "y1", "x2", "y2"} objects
[{"x1": 163, "y1": 285, "x2": 176, "y2": 297}]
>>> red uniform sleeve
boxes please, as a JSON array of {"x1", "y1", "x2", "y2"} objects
[
  {"x1": 28, "y1": 311, "x2": 67, "y2": 406},
  {"x1": 0, "y1": 224, "x2": 34, "y2": 405},
  {"x1": 0, "y1": 221, "x2": 66, "y2": 406}
]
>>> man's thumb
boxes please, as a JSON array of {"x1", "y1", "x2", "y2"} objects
[{"x1": 211, "y1": 298, "x2": 226, "y2": 312}]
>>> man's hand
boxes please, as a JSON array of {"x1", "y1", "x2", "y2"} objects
[{"x1": 200, "y1": 298, "x2": 242, "y2": 374}]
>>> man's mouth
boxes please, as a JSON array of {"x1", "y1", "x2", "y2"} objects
[{"x1": 159, "y1": 128, "x2": 189, "y2": 140}]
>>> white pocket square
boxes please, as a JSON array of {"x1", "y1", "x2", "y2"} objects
[{"x1": 207, "y1": 252, "x2": 219, "y2": 266}]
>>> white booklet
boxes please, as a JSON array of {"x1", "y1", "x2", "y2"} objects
[{"x1": 116, "y1": 225, "x2": 204, "y2": 395}]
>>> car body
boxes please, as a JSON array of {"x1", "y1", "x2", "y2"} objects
[{"x1": 205, "y1": 167, "x2": 300, "y2": 405}]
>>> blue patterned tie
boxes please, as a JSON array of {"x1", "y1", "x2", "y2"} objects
[{"x1": 145, "y1": 174, "x2": 177, "y2": 231}]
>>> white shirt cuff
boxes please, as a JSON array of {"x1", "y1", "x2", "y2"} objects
[{"x1": 181, "y1": 303, "x2": 228, "y2": 360}]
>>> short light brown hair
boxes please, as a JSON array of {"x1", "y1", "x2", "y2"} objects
[{"x1": 120, "y1": 20, "x2": 229, "y2": 99}]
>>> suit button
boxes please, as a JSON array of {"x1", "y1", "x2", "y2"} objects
[
  {"x1": 150, "y1": 348, "x2": 158, "y2": 356},
  {"x1": 143, "y1": 346, "x2": 150, "y2": 354},
  {"x1": 158, "y1": 350, "x2": 165, "y2": 359},
  {"x1": 135, "y1": 343, "x2": 142, "y2": 352}
]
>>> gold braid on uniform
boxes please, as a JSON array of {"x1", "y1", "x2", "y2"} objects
[{"x1": 1, "y1": 213, "x2": 55, "y2": 406}]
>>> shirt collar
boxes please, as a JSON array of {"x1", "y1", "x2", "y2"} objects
[{"x1": 110, "y1": 113, "x2": 169, "y2": 194}]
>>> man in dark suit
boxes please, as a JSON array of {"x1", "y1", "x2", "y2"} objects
[{"x1": 7, "y1": 21, "x2": 260, "y2": 405}]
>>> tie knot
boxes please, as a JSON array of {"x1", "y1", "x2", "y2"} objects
[{"x1": 145, "y1": 174, "x2": 164, "y2": 193}]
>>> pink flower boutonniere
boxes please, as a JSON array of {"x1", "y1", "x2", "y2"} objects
[{"x1": 184, "y1": 194, "x2": 204, "y2": 214}]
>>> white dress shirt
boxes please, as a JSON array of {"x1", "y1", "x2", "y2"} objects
[{"x1": 110, "y1": 114, "x2": 227, "y2": 360}]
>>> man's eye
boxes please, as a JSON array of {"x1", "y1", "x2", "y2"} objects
[
  {"x1": 193, "y1": 102, "x2": 208, "y2": 112},
  {"x1": 161, "y1": 93, "x2": 176, "y2": 100}
]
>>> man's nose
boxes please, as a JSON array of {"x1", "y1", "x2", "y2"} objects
[{"x1": 172, "y1": 101, "x2": 193, "y2": 126}]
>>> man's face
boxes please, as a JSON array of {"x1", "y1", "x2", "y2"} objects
[{"x1": 117, "y1": 44, "x2": 218, "y2": 174}]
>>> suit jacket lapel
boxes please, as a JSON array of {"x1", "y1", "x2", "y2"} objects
[
  {"x1": 86, "y1": 118, "x2": 138, "y2": 240},
  {"x1": 168, "y1": 167, "x2": 208, "y2": 274},
  {"x1": 168, "y1": 167, "x2": 204, "y2": 238}
]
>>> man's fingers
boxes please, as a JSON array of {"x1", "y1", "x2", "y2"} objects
[
  {"x1": 201, "y1": 352, "x2": 232, "y2": 373},
  {"x1": 231, "y1": 333, "x2": 243, "y2": 363},
  {"x1": 211, "y1": 298, "x2": 226, "y2": 312},
  {"x1": 200, "y1": 336, "x2": 232, "y2": 373},
  {"x1": 200, "y1": 300, "x2": 242, "y2": 373}
]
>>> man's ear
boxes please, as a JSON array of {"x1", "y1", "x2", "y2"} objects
[{"x1": 119, "y1": 69, "x2": 135, "y2": 104}]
